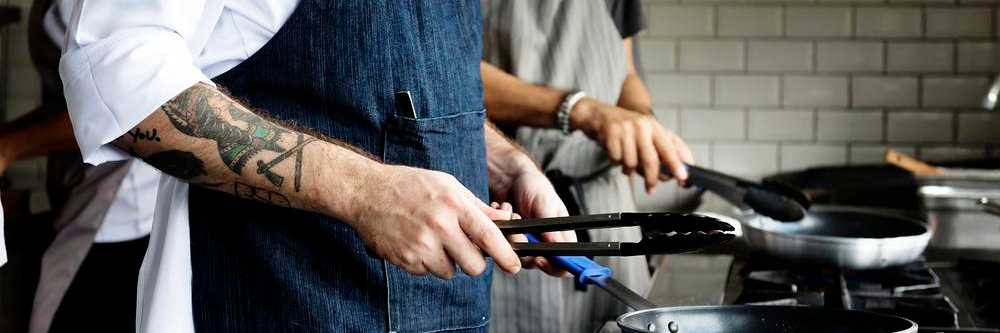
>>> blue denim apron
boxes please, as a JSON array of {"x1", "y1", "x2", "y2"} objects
[{"x1": 188, "y1": 1, "x2": 491, "y2": 332}]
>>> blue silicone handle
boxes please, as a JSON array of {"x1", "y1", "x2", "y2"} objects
[{"x1": 525, "y1": 234, "x2": 612, "y2": 286}]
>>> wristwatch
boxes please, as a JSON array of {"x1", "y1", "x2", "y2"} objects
[{"x1": 557, "y1": 90, "x2": 586, "y2": 134}]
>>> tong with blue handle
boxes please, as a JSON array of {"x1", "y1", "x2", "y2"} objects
[
  {"x1": 524, "y1": 234, "x2": 657, "y2": 310},
  {"x1": 496, "y1": 212, "x2": 735, "y2": 257}
]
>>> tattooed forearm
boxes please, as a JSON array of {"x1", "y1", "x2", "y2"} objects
[
  {"x1": 126, "y1": 127, "x2": 162, "y2": 143},
  {"x1": 234, "y1": 181, "x2": 291, "y2": 207},
  {"x1": 144, "y1": 150, "x2": 207, "y2": 181},
  {"x1": 162, "y1": 92, "x2": 289, "y2": 175},
  {"x1": 112, "y1": 83, "x2": 381, "y2": 216},
  {"x1": 157, "y1": 84, "x2": 315, "y2": 190}
]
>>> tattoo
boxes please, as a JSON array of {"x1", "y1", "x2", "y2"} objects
[
  {"x1": 144, "y1": 150, "x2": 207, "y2": 181},
  {"x1": 234, "y1": 181, "x2": 290, "y2": 207},
  {"x1": 160, "y1": 85, "x2": 315, "y2": 190},
  {"x1": 293, "y1": 133, "x2": 306, "y2": 191},
  {"x1": 126, "y1": 128, "x2": 162, "y2": 143}
]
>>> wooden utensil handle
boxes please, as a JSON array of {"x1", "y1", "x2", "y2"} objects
[{"x1": 885, "y1": 148, "x2": 943, "y2": 176}]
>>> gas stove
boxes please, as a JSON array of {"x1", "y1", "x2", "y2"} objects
[{"x1": 725, "y1": 255, "x2": 1000, "y2": 331}]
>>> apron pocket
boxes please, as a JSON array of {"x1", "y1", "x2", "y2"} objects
[{"x1": 381, "y1": 109, "x2": 493, "y2": 333}]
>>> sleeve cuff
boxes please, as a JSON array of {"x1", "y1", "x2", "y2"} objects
[{"x1": 59, "y1": 28, "x2": 214, "y2": 165}]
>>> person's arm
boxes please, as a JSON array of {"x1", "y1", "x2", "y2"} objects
[
  {"x1": 60, "y1": 1, "x2": 523, "y2": 281},
  {"x1": 617, "y1": 38, "x2": 653, "y2": 115},
  {"x1": 480, "y1": 61, "x2": 565, "y2": 128},
  {"x1": 113, "y1": 82, "x2": 521, "y2": 279},
  {"x1": 481, "y1": 60, "x2": 692, "y2": 192},
  {"x1": 483, "y1": 122, "x2": 574, "y2": 277},
  {"x1": 0, "y1": 108, "x2": 77, "y2": 174}
]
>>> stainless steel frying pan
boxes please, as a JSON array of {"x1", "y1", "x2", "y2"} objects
[{"x1": 740, "y1": 206, "x2": 932, "y2": 270}]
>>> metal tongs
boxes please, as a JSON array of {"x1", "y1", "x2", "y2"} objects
[{"x1": 496, "y1": 212, "x2": 736, "y2": 257}]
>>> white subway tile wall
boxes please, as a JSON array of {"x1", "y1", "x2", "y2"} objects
[
  {"x1": 747, "y1": 41, "x2": 813, "y2": 72},
  {"x1": 638, "y1": 0, "x2": 1000, "y2": 183},
  {"x1": 783, "y1": 76, "x2": 850, "y2": 107},
  {"x1": 852, "y1": 76, "x2": 919, "y2": 107},
  {"x1": 926, "y1": 8, "x2": 992, "y2": 38},
  {"x1": 718, "y1": 6, "x2": 782, "y2": 37},
  {"x1": 887, "y1": 111, "x2": 955, "y2": 143},
  {"x1": 856, "y1": 7, "x2": 922, "y2": 38},
  {"x1": 714, "y1": 75, "x2": 780, "y2": 106},
  {"x1": 679, "y1": 40, "x2": 744, "y2": 71},
  {"x1": 748, "y1": 109, "x2": 814, "y2": 141},
  {"x1": 887, "y1": 43, "x2": 953, "y2": 73},
  {"x1": 958, "y1": 42, "x2": 1000, "y2": 73},
  {"x1": 817, "y1": 42, "x2": 884, "y2": 72},
  {"x1": 786, "y1": 7, "x2": 853, "y2": 38},
  {"x1": 817, "y1": 110, "x2": 884, "y2": 142},
  {"x1": 680, "y1": 109, "x2": 746, "y2": 140}
]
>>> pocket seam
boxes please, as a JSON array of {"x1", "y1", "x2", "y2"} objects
[{"x1": 393, "y1": 109, "x2": 485, "y2": 122}]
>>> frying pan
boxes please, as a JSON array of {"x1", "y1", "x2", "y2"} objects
[
  {"x1": 740, "y1": 206, "x2": 932, "y2": 270},
  {"x1": 522, "y1": 235, "x2": 919, "y2": 333},
  {"x1": 617, "y1": 305, "x2": 918, "y2": 333}
]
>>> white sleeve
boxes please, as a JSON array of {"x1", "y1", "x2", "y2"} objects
[{"x1": 58, "y1": 0, "x2": 218, "y2": 165}]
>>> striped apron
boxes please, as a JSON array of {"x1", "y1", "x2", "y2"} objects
[{"x1": 482, "y1": 1, "x2": 651, "y2": 332}]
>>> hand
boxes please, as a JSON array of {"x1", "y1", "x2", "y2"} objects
[
  {"x1": 570, "y1": 97, "x2": 694, "y2": 193},
  {"x1": 346, "y1": 164, "x2": 521, "y2": 279},
  {"x1": 487, "y1": 151, "x2": 576, "y2": 278},
  {"x1": 491, "y1": 201, "x2": 573, "y2": 278}
]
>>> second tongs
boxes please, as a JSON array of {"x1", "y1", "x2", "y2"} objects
[{"x1": 495, "y1": 212, "x2": 736, "y2": 257}]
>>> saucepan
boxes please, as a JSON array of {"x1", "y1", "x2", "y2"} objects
[{"x1": 520, "y1": 235, "x2": 919, "y2": 333}]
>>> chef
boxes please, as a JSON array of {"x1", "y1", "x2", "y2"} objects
[
  {"x1": 481, "y1": 1, "x2": 696, "y2": 332},
  {"x1": 59, "y1": 0, "x2": 571, "y2": 332},
  {"x1": 0, "y1": 1, "x2": 155, "y2": 332}
]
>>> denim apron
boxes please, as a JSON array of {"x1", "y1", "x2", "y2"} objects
[{"x1": 188, "y1": 1, "x2": 491, "y2": 332}]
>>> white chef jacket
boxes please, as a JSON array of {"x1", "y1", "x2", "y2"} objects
[
  {"x1": 58, "y1": 1, "x2": 297, "y2": 332},
  {"x1": 20, "y1": 4, "x2": 163, "y2": 333}
]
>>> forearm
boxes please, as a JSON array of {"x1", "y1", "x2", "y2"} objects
[
  {"x1": 481, "y1": 61, "x2": 565, "y2": 128},
  {"x1": 114, "y1": 82, "x2": 377, "y2": 220},
  {"x1": 0, "y1": 108, "x2": 78, "y2": 165},
  {"x1": 484, "y1": 122, "x2": 537, "y2": 198},
  {"x1": 617, "y1": 38, "x2": 653, "y2": 115}
]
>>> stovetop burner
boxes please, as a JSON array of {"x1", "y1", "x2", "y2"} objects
[{"x1": 729, "y1": 256, "x2": 999, "y2": 331}]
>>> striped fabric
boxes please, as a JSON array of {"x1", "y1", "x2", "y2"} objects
[{"x1": 482, "y1": 1, "x2": 651, "y2": 332}]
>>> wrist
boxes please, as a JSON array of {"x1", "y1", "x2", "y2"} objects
[
  {"x1": 568, "y1": 97, "x2": 599, "y2": 135},
  {"x1": 487, "y1": 145, "x2": 539, "y2": 198},
  {"x1": 309, "y1": 147, "x2": 382, "y2": 223},
  {"x1": 556, "y1": 91, "x2": 586, "y2": 134}
]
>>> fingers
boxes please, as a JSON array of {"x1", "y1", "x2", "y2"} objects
[
  {"x1": 635, "y1": 122, "x2": 661, "y2": 193},
  {"x1": 465, "y1": 198, "x2": 521, "y2": 274},
  {"x1": 654, "y1": 129, "x2": 688, "y2": 183},
  {"x1": 605, "y1": 124, "x2": 623, "y2": 164},
  {"x1": 493, "y1": 202, "x2": 573, "y2": 277},
  {"x1": 673, "y1": 131, "x2": 695, "y2": 165},
  {"x1": 421, "y1": 232, "x2": 456, "y2": 279},
  {"x1": 620, "y1": 123, "x2": 638, "y2": 175}
]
